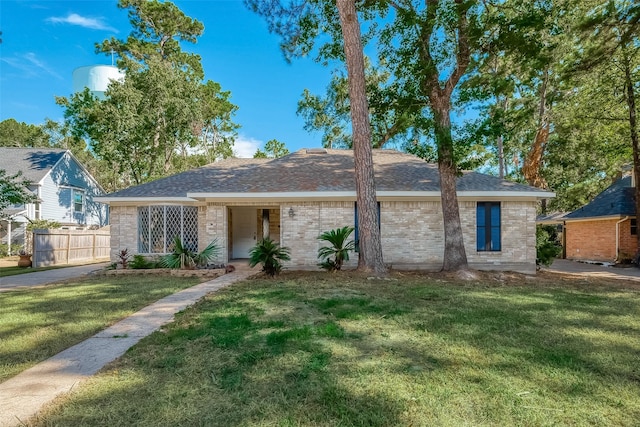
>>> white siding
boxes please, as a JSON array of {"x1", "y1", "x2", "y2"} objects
[{"x1": 40, "y1": 153, "x2": 107, "y2": 227}]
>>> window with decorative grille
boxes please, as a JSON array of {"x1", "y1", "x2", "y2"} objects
[{"x1": 138, "y1": 206, "x2": 198, "y2": 254}]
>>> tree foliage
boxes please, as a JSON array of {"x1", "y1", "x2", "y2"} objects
[
  {"x1": 254, "y1": 139, "x2": 290, "y2": 158},
  {"x1": 0, "y1": 170, "x2": 36, "y2": 219},
  {"x1": 0, "y1": 119, "x2": 49, "y2": 148},
  {"x1": 57, "y1": 0, "x2": 239, "y2": 190},
  {"x1": 297, "y1": 60, "x2": 414, "y2": 150},
  {"x1": 573, "y1": 0, "x2": 640, "y2": 250}
]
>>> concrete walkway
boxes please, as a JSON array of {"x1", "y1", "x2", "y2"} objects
[
  {"x1": 0, "y1": 263, "x2": 110, "y2": 291},
  {"x1": 543, "y1": 259, "x2": 640, "y2": 282},
  {"x1": 0, "y1": 269, "x2": 256, "y2": 427}
]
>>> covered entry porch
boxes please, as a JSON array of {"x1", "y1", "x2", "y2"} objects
[{"x1": 227, "y1": 206, "x2": 282, "y2": 260}]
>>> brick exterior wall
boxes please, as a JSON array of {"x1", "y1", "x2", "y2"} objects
[
  {"x1": 109, "y1": 206, "x2": 137, "y2": 261},
  {"x1": 566, "y1": 218, "x2": 637, "y2": 262},
  {"x1": 201, "y1": 204, "x2": 227, "y2": 264},
  {"x1": 380, "y1": 201, "x2": 444, "y2": 266},
  {"x1": 109, "y1": 199, "x2": 538, "y2": 273},
  {"x1": 281, "y1": 201, "x2": 355, "y2": 268},
  {"x1": 465, "y1": 201, "x2": 537, "y2": 272},
  {"x1": 619, "y1": 218, "x2": 638, "y2": 260}
]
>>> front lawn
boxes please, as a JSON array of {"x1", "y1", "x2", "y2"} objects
[
  {"x1": 29, "y1": 271, "x2": 640, "y2": 426},
  {"x1": 0, "y1": 275, "x2": 202, "y2": 382}
]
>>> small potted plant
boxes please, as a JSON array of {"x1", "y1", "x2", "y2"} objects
[{"x1": 18, "y1": 249, "x2": 32, "y2": 268}]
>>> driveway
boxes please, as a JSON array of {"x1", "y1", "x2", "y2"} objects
[
  {"x1": 0, "y1": 263, "x2": 109, "y2": 290},
  {"x1": 543, "y1": 259, "x2": 640, "y2": 282}
]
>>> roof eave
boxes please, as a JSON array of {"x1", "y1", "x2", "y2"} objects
[
  {"x1": 95, "y1": 196, "x2": 198, "y2": 204},
  {"x1": 99, "y1": 189, "x2": 553, "y2": 204},
  {"x1": 563, "y1": 214, "x2": 635, "y2": 222},
  {"x1": 186, "y1": 190, "x2": 553, "y2": 201}
]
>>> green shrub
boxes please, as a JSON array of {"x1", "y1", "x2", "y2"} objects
[
  {"x1": 536, "y1": 225, "x2": 562, "y2": 267},
  {"x1": 130, "y1": 254, "x2": 152, "y2": 269},
  {"x1": 0, "y1": 243, "x2": 9, "y2": 258},
  {"x1": 249, "y1": 238, "x2": 291, "y2": 277},
  {"x1": 25, "y1": 219, "x2": 61, "y2": 231},
  {"x1": 317, "y1": 226, "x2": 355, "y2": 271}
]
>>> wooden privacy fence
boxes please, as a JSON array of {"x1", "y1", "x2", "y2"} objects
[{"x1": 32, "y1": 229, "x2": 111, "y2": 268}]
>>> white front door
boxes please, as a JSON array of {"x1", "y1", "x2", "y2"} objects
[{"x1": 232, "y1": 207, "x2": 257, "y2": 258}]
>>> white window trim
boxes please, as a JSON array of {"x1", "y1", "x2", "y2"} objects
[{"x1": 72, "y1": 189, "x2": 85, "y2": 215}]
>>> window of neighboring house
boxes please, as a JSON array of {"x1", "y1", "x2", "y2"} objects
[
  {"x1": 354, "y1": 202, "x2": 381, "y2": 252},
  {"x1": 631, "y1": 218, "x2": 637, "y2": 236},
  {"x1": 34, "y1": 201, "x2": 41, "y2": 220},
  {"x1": 138, "y1": 206, "x2": 198, "y2": 254},
  {"x1": 73, "y1": 190, "x2": 84, "y2": 214},
  {"x1": 477, "y1": 202, "x2": 501, "y2": 251}
]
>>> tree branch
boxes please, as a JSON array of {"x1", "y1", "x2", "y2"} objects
[{"x1": 443, "y1": 0, "x2": 471, "y2": 99}]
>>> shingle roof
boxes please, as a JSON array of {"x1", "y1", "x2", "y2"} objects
[
  {"x1": 0, "y1": 148, "x2": 67, "y2": 184},
  {"x1": 104, "y1": 149, "x2": 550, "y2": 198},
  {"x1": 565, "y1": 175, "x2": 635, "y2": 220}
]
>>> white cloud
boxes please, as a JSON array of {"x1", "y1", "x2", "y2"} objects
[
  {"x1": 0, "y1": 53, "x2": 62, "y2": 80},
  {"x1": 47, "y1": 13, "x2": 118, "y2": 32},
  {"x1": 233, "y1": 135, "x2": 262, "y2": 158}
]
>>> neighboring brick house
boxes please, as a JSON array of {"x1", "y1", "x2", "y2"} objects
[
  {"x1": 97, "y1": 149, "x2": 553, "y2": 273},
  {"x1": 564, "y1": 174, "x2": 637, "y2": 263}
]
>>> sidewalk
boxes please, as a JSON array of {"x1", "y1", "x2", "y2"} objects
[
  {"x1": 0, "y1": 269, "x2": 256, "y2": 427},
  {"x1": 0, "y1": 263, "x2": 110, "y2": 291},
  {"x1": 543, "y1": 259, "x2": 640, "y2": 282}
]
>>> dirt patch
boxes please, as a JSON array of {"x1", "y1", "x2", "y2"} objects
[{"x1": 273, "y1": 268, "x2": 640, "y2": 292}]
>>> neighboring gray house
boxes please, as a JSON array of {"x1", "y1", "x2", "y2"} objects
[
  {"x1": 0, "y1": 148, "x2": 107, "y2": 252},
  {"x1": 98, "y1": 149, "x2": 553, "y2": 274}
]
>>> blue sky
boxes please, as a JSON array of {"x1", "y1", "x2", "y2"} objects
[{"x1": 0, "y1": 0, "x2": 334, "y2": 157}]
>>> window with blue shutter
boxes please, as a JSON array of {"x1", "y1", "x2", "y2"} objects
[{"x1": 477, "y1": 202, "x2": 501, "y2": 251}]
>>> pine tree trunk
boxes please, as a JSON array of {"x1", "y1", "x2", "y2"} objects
[
  {"x1": 336, "y1": 0, "x2": 386, "y2": 275},
  {"x1": 623, "y1": 58, "x2": 640, "y2": 256}
]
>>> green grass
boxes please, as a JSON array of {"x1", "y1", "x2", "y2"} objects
[
  {"x1": 27, "y1": 272, "x2": 640, "y2": 426},
  {"x1": 0, "y1": 275, "x2": 202, "y2": 382}
]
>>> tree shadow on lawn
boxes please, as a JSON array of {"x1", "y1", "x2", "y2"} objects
[
  {"x1": 426, "y1": 287, "x2": 640, "y2": 379},
  {"x1": 30, "y1": 273, "x2": 640, "y2": 426},
  {"x1": 0, "y1": 276, "x2": 201, "y2": 382}
]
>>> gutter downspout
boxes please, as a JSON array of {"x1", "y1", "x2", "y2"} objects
[{"x1": 616, "y1": 216, "x2": 630, "y2": 262}]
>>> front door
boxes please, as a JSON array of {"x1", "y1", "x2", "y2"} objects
[{"x1": 232, "y1": 207, "x2": 257, "y2": 258}]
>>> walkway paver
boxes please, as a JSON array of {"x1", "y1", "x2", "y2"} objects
[
  {"x1": 0, "y1": 263, "x2": 109, "y2": 291},
  {"x1": 0, "y1": 269, "x2": 255, "y2": 427}
]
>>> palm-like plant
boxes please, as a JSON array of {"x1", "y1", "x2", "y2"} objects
[
  {"x1": 249, "y1": 237, "x2": 291, "y2": 277},
  {"x1": 161, "y1": 237, "x2": 220, "y2": 269},
  {"x1": 317, "y1": 226, "x2": 355, "y2": 271}
]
